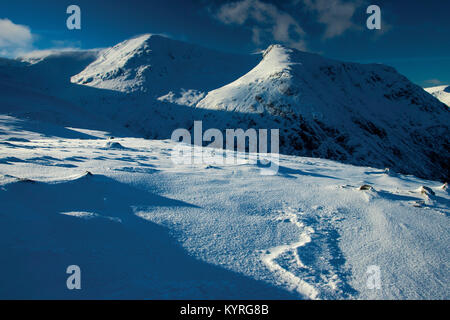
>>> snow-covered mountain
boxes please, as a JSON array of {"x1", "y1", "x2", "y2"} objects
[
  {"x1": 425, "y1": 85, "x2": 450, "y2": 106},
  {"x1": 71, "y1": 34, "x2": 258, "y2": 99},
  {"x1": 195, "y1": 45, "x2": 450, "y2": 181},
  {"x1": 0, "y1": 49, "x2": 134, "y2": 137},
  {"x1": 67, "y1": 37, "x2": 449, "y2": 181},
  {"x1": 1, "y1": 35, "x2": 448, "y2": 181}
]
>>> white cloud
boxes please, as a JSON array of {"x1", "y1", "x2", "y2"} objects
[
  {"x1": 301, "y1": 0, "x2": 360, "y2": 39},
  {"x1": 216, "y1": 0, "x2": 252, "y2": 25},
  {"x1": 0, "y1": 19, "x2": 34, "y2": 57},
  {"x1": 51, "y1": 39, "x2": 82, "y2": 49},
  {"x1": 215, "y1": 0, "x2": 306, "y2": 50}
]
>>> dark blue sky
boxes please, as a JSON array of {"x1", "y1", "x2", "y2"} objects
[{"x1": 0, "y1": 0, "x2": 449, "y2": 87}]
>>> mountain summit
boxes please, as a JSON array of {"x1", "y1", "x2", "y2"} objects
[
  {"x1": 71, "y1": 34, "x2": 259, "y2": 97},
  {"x1": 196, "y1": 44, "x2": 450, "y2": 180}
]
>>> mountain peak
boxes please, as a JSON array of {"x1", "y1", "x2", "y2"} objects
[
  {"x1": 71, "y1": 34, "x2": 258, "y2": 95},
  {"x1": 196, "y1": 43, "x2": 449, "y2": 180}
]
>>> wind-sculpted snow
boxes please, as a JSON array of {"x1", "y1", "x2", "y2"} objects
[{"x1": 0, "y1": 118, "x2": 449, "y2": 299}]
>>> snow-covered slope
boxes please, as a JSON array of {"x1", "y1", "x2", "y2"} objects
[
  {"x1": 196, "y1": 45, "x2": 450, "y2": 181},
  {"x1": 71, "y1": 34, "x2": 258, "y2": 98},
  {"x1": 0, "y1": 49, "x2": 138, "y2": 139},
  {"x1": 3, "y1": 49, "x2": 100, "y2": 90},
  {"x1": 0, "y1": 118, "x2": 448, "y2": 299},
  {"x1": 425, "y1": 85, "x2": 450, "y2": 106}
]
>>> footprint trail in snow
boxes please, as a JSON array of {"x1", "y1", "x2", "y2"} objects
[
  {"x1": 261, "y1": 206, "x2": 318, "y2": 299},
  {"x1": 261, "y1": 205, "x2": 356, "y2": 300}
]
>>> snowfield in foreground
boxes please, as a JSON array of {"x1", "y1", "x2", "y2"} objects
[{"x1": 0, "y1": 117, "x2": 448, "y2": 300}]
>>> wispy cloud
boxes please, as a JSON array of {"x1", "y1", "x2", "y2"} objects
[
  {"x1": 0, "y1": 18, "x2": 34, "y2": 57},
  {"x1": 424, "y1": 79, "x2": 444, "y2": 86},
  {"x1": 214, "y1": 0, "x2": 306, "y2": 50},
  {"x1": 50, "y1": 39, "x2": 82, "y2": 49},
  {"x1": 0, "y1": 19, "x2": 86, "y2": 59},
  {"x1": 212, "y1": 0, "x2": 367, "y2": 50},
  {"x1": 300, "y1": 0, "x2": 361, "y2": 39}
]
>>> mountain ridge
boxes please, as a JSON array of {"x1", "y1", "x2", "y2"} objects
[
  {"x1": 193, "y1": 44, "x2": 449, "y2": 182},
  {"x1": 1, "y1": 34, "x2": 449, "y2": 181},
  {"x1": 71, "y1": 34, "x2": 260, "y2": 96}
]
